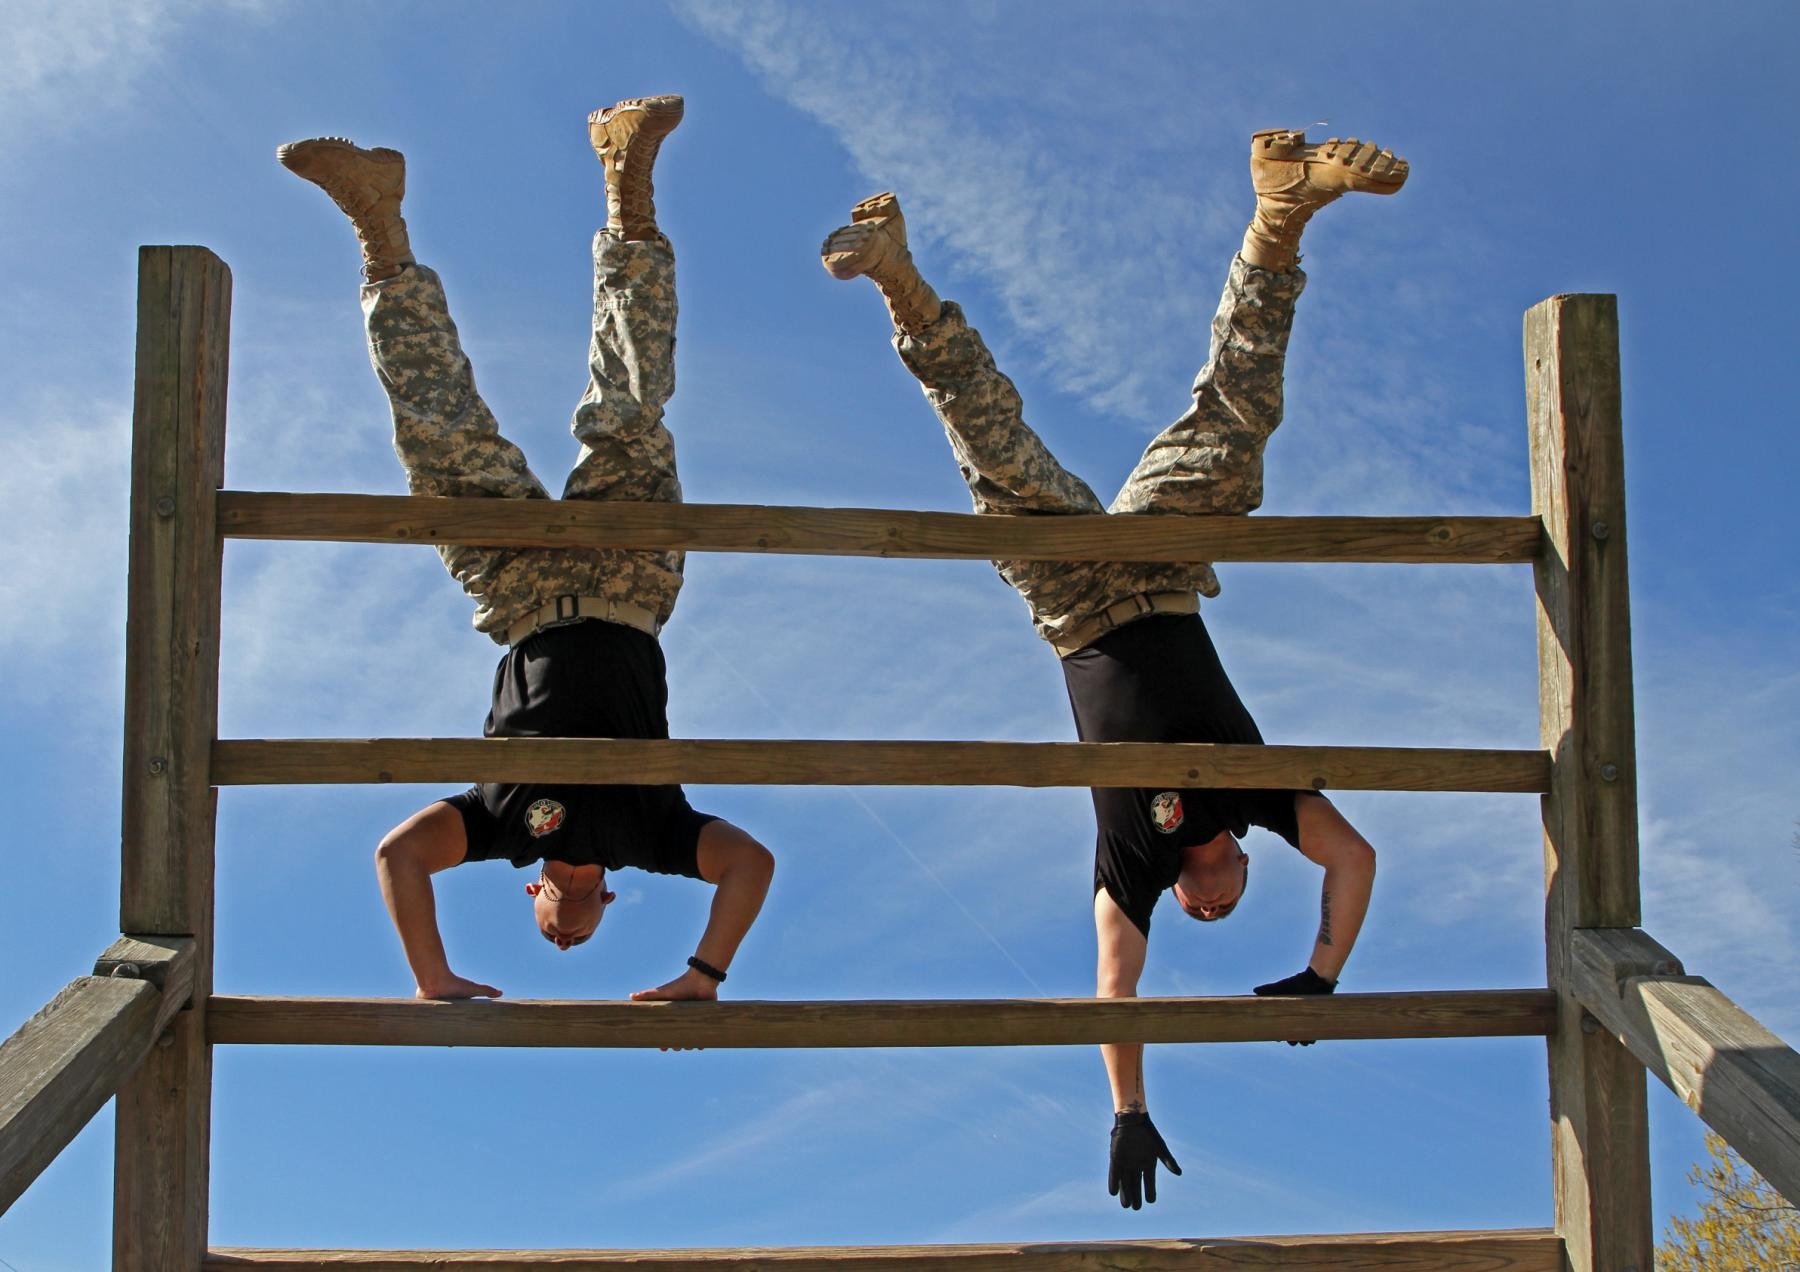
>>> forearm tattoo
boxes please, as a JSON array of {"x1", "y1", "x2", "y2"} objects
[{"x1": 1319, "y1": 889, "x2": 1334, "y2": 947}]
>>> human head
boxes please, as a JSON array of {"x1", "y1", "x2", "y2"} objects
[
  {"x1": 525, "y1": 862, "x2": 615, "y2": 951},
  {"x1": 1171, "y1": 831, "x2": 1249, "y2": 922}
]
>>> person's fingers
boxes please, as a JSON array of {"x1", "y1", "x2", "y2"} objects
[
  {"x1": 1144, "y1": 1168, "x2": 1156, "y2": 1206},
  {"x1": 1159, "y1": 1146, "x2": 1182, "y2": 1176},
  {"x1": 1108, "y1": 1164, "x2": 1120, "y2": 1196}
]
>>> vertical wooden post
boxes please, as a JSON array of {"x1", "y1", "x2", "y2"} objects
[
  {"x1": 1526, "y1": 294, "x2": 1651, "y2": 1271},
  {"x1": 115, "y1": 247, "x2": 230, "y2": 1272}
]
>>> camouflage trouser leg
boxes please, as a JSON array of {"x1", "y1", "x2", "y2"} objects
[
  {"x1": 1110, "y1": 257, "x2": 1306, "y2": 518},
  {"x1": 550, "y1": 230, "x2": 686, "y2": 629},
  {"x1": 894, "y1": 301, "x2": 1139, "y2": 644},
  {"x1": 363, "y1": 264, "x2": 555, "y2": 638},
  {"x1": 900, "y1": 300, "x2": 1238, "y2": 647},
  {"x1": 363, "y1": 239, "x2": 688, "y2": 642}
]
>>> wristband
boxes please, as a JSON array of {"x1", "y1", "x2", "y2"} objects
[{"x1": 687, "y1": 955, "x2": 727, "y2": 983}]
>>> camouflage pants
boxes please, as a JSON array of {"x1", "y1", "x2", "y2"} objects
[
  {"x1": 894, "y1": 255, "x2": 1306, "y2": 646},
  {"x1": 362, "y1": 231, "x2": 686, "y2": 643}
]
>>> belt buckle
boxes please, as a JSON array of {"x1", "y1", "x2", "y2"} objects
[
  {"x1": 540, "y1": 594, "x2": 584, "y2": 633},
  {"x1": 1104, "y1": 593, "x2": 1151, "y2": 632}
]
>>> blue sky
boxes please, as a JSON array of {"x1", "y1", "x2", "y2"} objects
[{"x1": 3, "y1": 0, "x2": 1797, "y2": 1259}]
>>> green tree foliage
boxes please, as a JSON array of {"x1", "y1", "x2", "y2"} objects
[{"x1": 1658, "y1": 1131, "x2": 1799, "y2": 1270}]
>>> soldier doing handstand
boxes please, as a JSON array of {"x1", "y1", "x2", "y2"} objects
[
  {"x1": 822, "y1": 128, "x2": 1407, "y2": 1208},
  {"x1": 279, "y1": 95, "x2": 774, "y2": 1004}
]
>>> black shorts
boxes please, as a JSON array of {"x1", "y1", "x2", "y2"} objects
[{"x1": 446, "y1": 619, "x2": 716, "y2": 878}]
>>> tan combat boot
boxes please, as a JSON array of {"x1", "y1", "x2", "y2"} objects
[
  {"x1": 820, "y1": 192, "x2": 942, "y2": 334},
  {"x1": 276, "y1": 137, "x2": 414, "y2": 282},
  {"x1": 1241, "y1": 129, "x2": 1408, "y2": 272},
  {"x1": 589, "y1": 94, "x2": 684, "y2": 241}
]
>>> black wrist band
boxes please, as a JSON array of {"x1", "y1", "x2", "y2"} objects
[
  {"x1": 1114, "y1": 1110, "x2": 1149, "y2": 1128},
  {"x1": 687, "y1": 955, "x2": 727, "y2": 983}
]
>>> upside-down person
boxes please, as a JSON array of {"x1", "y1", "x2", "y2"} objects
[
  {"x1": 821, "y1": 129, "x2": 1404, "y2": 1207},
  {"x1": 278, "y1": 95, "x2": 773, "y2": 1003}
]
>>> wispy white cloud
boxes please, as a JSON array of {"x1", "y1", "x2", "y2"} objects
[
  {"x1": 672, "y1": 0, "x2": 1502, "y2": 520},
  {"x1": 1635, "y1": 638, "x2": 1800, "y2": 1038},
  {"x1": 674, "y1": 1, "x2": 1236, "y2": 428},
  {"x1": 1, "y1": 0, "x2": 279, "y2": 152},
  {"x1": 218, "y1": 539, "x2": 495, "y2": 737},
  {"x1": 613, "y1": 1075, "x2": 856, "y2": 1199},
  {"x1": 0, "y1": 389, "x2": 130, "y2": 695}
]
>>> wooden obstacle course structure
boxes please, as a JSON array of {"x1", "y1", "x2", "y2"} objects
[{"x1": 3, "y1": 245, "x2": 1799, "y2": 1269}]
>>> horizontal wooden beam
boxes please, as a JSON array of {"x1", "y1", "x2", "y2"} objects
[
  {"x1": 206, "y1": 989, "x2": 1555, "y2": 1050},
  {"x1": 0, "y1": 975, "x2": 162, "y2": 1215},
  {"x1": 205, "y1": 1229, "x2": 1563, "y2": 1270},
  {"x1": 1570, "y1": 926, "x2": 1800, "y2": 1205},
  {"x1": 211, "y1": 738, "x2": 1551, "y2": 794},
  {"x1": 217, "y1": 491, "x2": 1543, "y2": 565}
]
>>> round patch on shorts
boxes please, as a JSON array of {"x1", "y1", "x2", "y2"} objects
[
  {"x1": 1149, "y1": 791, "x2": 1185, "y2": 834},
  {"x1": 525, "y1": 798, "x2": 567, "y2": 838}
]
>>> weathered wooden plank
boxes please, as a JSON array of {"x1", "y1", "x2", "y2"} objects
[
  {"x1": 122, "y1": 248, "x2": 231, "y2": 935},
  {"x1": 0, "y1": 976, "x2": 162, "y2": 1216},
  {"x1": 204, "y1": 1229, "x2": 1564, "y2": 1270},
  {"x1": 217, "y1": 491, "x2": 1544, "y2": 565},
  {"x1": 1572, "y1": 926, "x2": 1800, "y2": 1205},
  {"x1": 1528, "y1": 295, "x2": 1639, "y2": 934},
  {"x1": 1526, "y1": 293, "x2": 1650, "y2": 1270},
  {"x1": 205, "y1": 989, "x2": 1555, "y2": 1049},
  {"x1": 94, "y1": 935, "x2": 196, "y2": 1040},
  {"x1": 116, "y1": 245, "x2": 228, "y2": 1272},
  {"x1": 210, "y1": 737, "x2": 1551, "y2": 793}
]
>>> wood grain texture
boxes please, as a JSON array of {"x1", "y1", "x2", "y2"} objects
[
  {"x1": 204, "y1": 1230, "x2": 1563, "y2": 1270},
  {"x1": 121, "y1": 246, "x2": 231, "y2": 935},
  {"x1": 115, "y1": 245, "x2": 227, "y2": 1272},
  {"x1": 1528, "y1": 293, "x2": 1639, "y2": 931},
  {"x1": 1526, "y1": 293, "x2": 1651, "y2": 1271},
  {"x1": 217, "y1": 491, "x2": 1544, "y2": 564},
  {"x1": 210, "y1": 738, "x2": 1550, "y2": 793},
  {"x1": 1572, "y1": 927, "x2": 1800, "y2": 1205},
  {"x1": 205, "y1": 990, "x2": 1555, "y2": 1049},
  {"x1": 93, "y1": 936, "x2": 196, "y2": 1039},
  {"x1": 0, "y1": 976, "x2": 161, "y2": 1215}
]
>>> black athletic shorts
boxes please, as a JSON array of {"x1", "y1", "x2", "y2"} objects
[
  {"x1": 445, "y1": 619, "x2": 717, "y2": 878},
  {"x1": 1060, "y1": 611, "x2": 1302, "y2": 934}
]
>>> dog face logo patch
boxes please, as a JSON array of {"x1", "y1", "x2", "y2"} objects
[
  {"x1": 525, "y1": 798, "x2": 567, "y2": 838},
  {"x1": 1149, "y1": 791, "x2": 1185, "y2": 834}
]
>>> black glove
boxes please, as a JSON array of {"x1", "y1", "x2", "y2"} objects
[
  {"x1": 1108, "y1": 1111, "x2": 1181, "y2": 1209},
  {"x1": 1252, "y1": 966, "x2": 1337, "y2": 1046}
]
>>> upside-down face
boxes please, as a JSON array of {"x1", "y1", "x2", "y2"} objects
[
  {"x1": 1173, "y1": 833, "x2": 1249, "y2": 922},
  {"x1": 526, "y1": 866, "x2": 615, "y2": 950}
]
